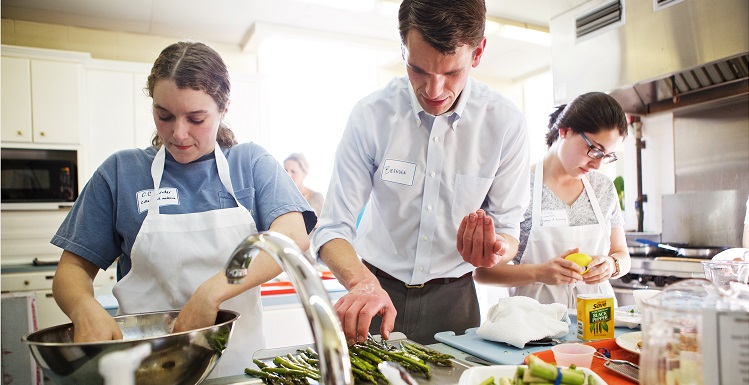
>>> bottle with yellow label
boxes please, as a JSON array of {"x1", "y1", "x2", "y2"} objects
[{"x1": 576, "y1": 293, "x2": 614, "y2": 341}]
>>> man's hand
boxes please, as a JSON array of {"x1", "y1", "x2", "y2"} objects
[
  {"x1": 333, "y1": 277, "x2": 396, "y2": 345},
  {"x1": 457, "y1": 209, "x2": 508, "y2": 268}
]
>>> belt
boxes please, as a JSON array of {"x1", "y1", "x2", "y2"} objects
[{"x1": 363, "y1": 260, "x2": 472, "y2": 289}]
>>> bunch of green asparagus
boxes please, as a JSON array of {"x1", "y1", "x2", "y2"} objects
[
  {"x1": 245, "y1": 337, "x2": 454, "y2": 384},
  {"x1": 483, "y1": 355, "x2": 597, "y2": 385}
]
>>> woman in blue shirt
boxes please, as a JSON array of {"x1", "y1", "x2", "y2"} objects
[{"x1": 51, "y1": 41, "x2": 315, "y2": 377}]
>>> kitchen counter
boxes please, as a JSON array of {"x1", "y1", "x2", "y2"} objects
[
  {"x1": 203, "y1": 319, "x2": 640, "y2": 384},
  {"x1": 202, "y1": 340, "x2": 472, "y2": 385}
]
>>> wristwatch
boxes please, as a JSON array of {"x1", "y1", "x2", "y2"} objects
[{"x1": 609, "y1": 255, "x2": 621, "y2": 277}]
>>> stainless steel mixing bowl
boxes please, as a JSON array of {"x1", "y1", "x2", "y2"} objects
[{"x1": 22, "y1": 309, "x2": 239, "y2": 385}]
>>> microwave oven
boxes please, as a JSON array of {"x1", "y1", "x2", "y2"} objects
[{"x1": 1, "y1": 148, "x2": 78, "y2": 203}]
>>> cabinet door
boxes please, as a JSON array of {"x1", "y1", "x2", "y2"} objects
[
  {"x1": 1, "y1": 57, "x2": 33, "y2": 142},
  {"x1": 85, "y1": 69, "x2": 136, "y2": 182},
  {"x1": 0, "y1": 208, "x2": 71, "y2": 265},
  {"x1": 133, "y1": 73, "x2": 155, "y2": 148},
  {"x1": 35, "y1": 289, "x2": 71, "y2": 330},
  {"x1": 30, "y1": 60, "x2": 82, "y2": 144}
]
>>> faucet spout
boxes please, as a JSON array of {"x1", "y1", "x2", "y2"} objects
[{"x1": 224, "y1": 231, "x2": 352, "y2": 384}]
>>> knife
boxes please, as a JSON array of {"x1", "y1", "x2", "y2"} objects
[{"x1": 464, "y1": 355, "x2": 494, "y2": 366}]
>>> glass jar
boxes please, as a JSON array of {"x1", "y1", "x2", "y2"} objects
[{"x1": 640, "y1": 279, "x2": 749, "y2": 385}]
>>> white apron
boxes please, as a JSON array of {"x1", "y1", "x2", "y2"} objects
[
  {"x1": 113, "y1": 144, "x2": 264, "y2": 378},
  {"x1": 513, "y1": 159, "x2": 615, "y2": 309}
]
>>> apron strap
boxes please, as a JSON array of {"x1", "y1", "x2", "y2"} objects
[
  {"x1": 147, "y1": 146, "x2": 167, "y2": 217},
  {"x1": 213, "y1": 144, "x2": 242, "y2": 208},
  {"x1": 581, "y1": 175, "x2": 606, "y2": 227},
  {"x1": 531, "y1": 159, "x2": 544, "y2": 228},
  {"x1": 147, "y1": 142, "x2": 244, "y2": 218}
]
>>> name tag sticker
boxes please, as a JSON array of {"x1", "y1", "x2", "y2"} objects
[
  {"x1": 380, "y1": 159, "x2": 416, "y2": 186},
  {"x1": 541, "y1": 209, "x2": 569, "y2": 227},
  {"x1": 137, "y1": 188, "x2": 180, "y2": 213}
]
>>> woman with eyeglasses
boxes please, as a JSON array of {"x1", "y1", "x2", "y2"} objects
[{"x1": 472, "y1": 91, "x2": 631, "y2": 309}]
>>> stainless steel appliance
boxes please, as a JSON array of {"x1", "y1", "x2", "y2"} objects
[
  {"x1": 549, "y1": 0, "x2": 748, "y2": 110},
  {"x1": 611, "y1": 233, "x2": 718, "y2": 306},
  {"x1": 1, "y1": 148, "x2": 77, "y2": 203}
]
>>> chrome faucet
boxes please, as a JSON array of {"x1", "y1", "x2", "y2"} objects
[{"x1": 224, "y1": 231, "x2": 352, "y2": 385}]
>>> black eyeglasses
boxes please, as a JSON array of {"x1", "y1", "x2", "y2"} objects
[{"x1": 579, "y1": 132, "x2": 618, "y2": 164}]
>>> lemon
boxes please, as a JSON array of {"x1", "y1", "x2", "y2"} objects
[{"x1": 565, "y1": 252, "x2": 593, "y2": 274}]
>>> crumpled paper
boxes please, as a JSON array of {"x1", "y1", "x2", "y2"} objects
[{"x1": 476, "y1": 296, "x2": 570, "y2": 348}]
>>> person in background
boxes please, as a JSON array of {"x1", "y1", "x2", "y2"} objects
[
  {"x1": 284, "y1": 153, "x2": 324, "y2": 220},
  {"x1": 472, "y1": 92, "x2": 631, "y2": 309},
  {"x1": 313, "y1": 0, "x2": 530, "y2": 345},
  {"x1": 50, "y1": 41, "x2": 315, "y2": 377}
]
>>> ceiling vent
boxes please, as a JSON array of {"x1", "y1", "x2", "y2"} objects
[
  {"x1": 576, "y1": 1, "x2": 624, "y2": 38},
  {"x1": 654, "y1": 0, "x2": 686, "y2": 11}
]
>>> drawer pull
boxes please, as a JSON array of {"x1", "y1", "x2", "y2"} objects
[
  {"x1": 24, "y1": 280, "x2": 30, "y2": 286},
  {"x1": 46, "y1": 293, "x2": 55, "y2": 298},
  {"x1": 46, "y1": 275, "x2": 55, "y2": 280}
]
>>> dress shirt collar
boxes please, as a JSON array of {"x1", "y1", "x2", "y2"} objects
[{"x1": 407, "y1": 77, "x2": 473, "y2": 130}]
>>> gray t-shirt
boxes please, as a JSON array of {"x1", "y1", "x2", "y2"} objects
[
  {"x1": 52, "y1": 143, "x2": 315, "y2": 279},
  {"x1": 514, "y1": 170, "x2": 624, "y2": 264}
]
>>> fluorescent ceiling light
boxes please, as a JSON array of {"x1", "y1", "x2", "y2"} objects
[
  {"x1": 297, "y1": 0, "x2": 376, "y2": 12},
  {"x1": 486, "y1": 18, "x2": 551, "y2": 47},
  {"x1": 498, "y1": 25, "x2": 551, "y2": 46}
]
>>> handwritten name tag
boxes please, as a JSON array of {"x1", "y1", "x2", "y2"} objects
[
  {"x1": 541, "y1": 209, "x2": 569, "y2": 227},
  {"x1": 137, "y1": 188, "x2": 180, "y2": 213},
  {"x1": 380, "y1": 159, "x2": 416, "y2": 186}
]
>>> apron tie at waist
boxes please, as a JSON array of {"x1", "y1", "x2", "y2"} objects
[{"x1": 363, "y1": 260, "x2": 472, "y2": 288}]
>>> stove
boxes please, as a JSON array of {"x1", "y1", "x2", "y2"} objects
[
  {"x1": 610, "y1": 233, "x2": 712, "y2": 306},
  {"x1": 616, "y1": 249, "x2": 707, "y2": 289}
]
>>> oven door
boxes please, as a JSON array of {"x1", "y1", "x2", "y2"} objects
[{"x1": 1, "y1": 159, "x2": 77, "y2": 203}]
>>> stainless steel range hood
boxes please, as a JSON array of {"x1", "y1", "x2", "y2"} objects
[{"x1": 549, "y1": 0, "x2": 749, "y2": 115}]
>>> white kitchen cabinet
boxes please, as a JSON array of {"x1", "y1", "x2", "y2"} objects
[
  {"x1": 0, "y1": 207, "x2": 72, "y2": 265},
  {"x1": 0, "y1": 54, "x2": 84, "y2": 145},
  {"x1": 1, "y1": 56, "x2": 32, "y2": 142},
  {"x1": 133, "y1": 72, "x2": 156, "y2": 148},
  {"x1": 1, "y1": 266, "x2": 118, "y2": 330},
  {"x1": 81, "y1": 60, "x2": 153, "y2": 182}
]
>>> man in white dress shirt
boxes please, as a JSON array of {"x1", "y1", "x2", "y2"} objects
[{"x1": 313, "y1": 0, "x2": 530, "y2": 344}]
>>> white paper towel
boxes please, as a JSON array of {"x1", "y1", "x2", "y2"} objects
[{"x1": 476, "y1": 296, "x2": 569, "y2": 348}]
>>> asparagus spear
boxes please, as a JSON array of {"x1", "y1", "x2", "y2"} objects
[{"x1": 527, "y1": 355, "x2": 585, "y2": 385}]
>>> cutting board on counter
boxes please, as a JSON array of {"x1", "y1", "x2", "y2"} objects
[
  {"x1": 435, "y1": 323, "x2": 632, "y2": 366},
  {"x1": 435, "y1": 327, "x2": 577, "y2": 365}
]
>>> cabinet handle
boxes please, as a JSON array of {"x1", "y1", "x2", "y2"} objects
[
  {"x1": 39, "y1": 131, "x2": 46, "y2": 137},
  {"x1": 17, "y1": 130, "x2": 23, "y2": 136},
  {"x1": 46, "y1": 275, "x2": 55, "y2": 280},
  {"x1": 46, "y1": 293, "x2": 55, "y2": 298},
  {"x1": 24, "y1": 280, "x2": 30, "y2": 286}
]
